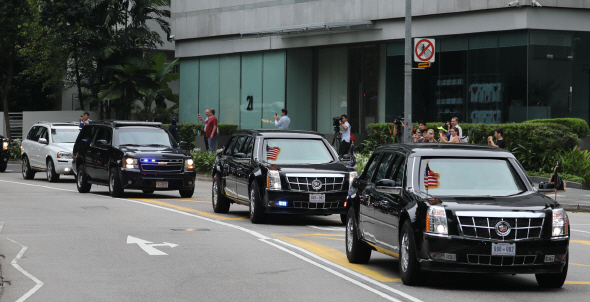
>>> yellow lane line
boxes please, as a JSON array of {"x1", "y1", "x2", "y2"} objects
[
  {"x1": 565, "y1": 281, "x2": 590, "y2": 285},
  {"x1": 289, "y1": 233, "x2": 345, "y2": 237},
  {"x1": 133, "y1": 198, "x2": 248, "y2": 220},
  {"x1": 273, "y1": 234, "x2": 401, "y2": 283},
  {"x1": 571, "y1": 240, "x2": 590, "y2": 246},
  {"x1": 571, "y1": 263, "x2": 590, "y2": 267}
]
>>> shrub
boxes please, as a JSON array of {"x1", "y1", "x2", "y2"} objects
[
  {"x1": 354, "y1": 152, "x2": 372, "y2": 174},
  {"x1": 217, "y1": 124, "x2": 239, "y2": 136},
  {"x1": 9, "y1": 139, "x2": 21, "y2": 160},
  {"x1": 527, "y1": 170, "x2": 585, "y2": 184},
  {"x1": 190, "y1": 148, "x2": 218, "y2": 173},
  {"x1": 524, "y1": 118, "x2": 589, "y2": 138}
]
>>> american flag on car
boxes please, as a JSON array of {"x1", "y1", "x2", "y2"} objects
[
  {"x1": 266, "y1": 145, "x2": 281, "y2": 161},
  {"x1": 424, "y1": 162, "x2": 440, "y2": 189}
]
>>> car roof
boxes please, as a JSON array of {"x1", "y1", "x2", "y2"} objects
[
  {"x1": 35, "y1": 122, "x2": 79, "y2": 127},
  {"x1": 376, "y1": 143, "x2": 514, "y2": 158},
  {"x1": 90, "y1": 121, "x2": 163, "y2": 128},
  {"x1": 238, "y1": 129, "x2": 326, "y2": 139}
]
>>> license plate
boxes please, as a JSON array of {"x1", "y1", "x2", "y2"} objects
[
  {"x1": 492, "y1": 243, "x2": 516, "y2": 256},
  {"x1": 156, "y1": 181, "x2": 168, "y2": 188},
  {"x1": 309, "y1": 194, "x2": 325, "y2": 203}
]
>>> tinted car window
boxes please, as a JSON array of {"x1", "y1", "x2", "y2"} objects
[
  {"x1": 32, "y1": 126, "x2": 45, "y2": 141},
  {"x1": 375, "y1": 153, "x2": 396, "y2": 182},
  {"x1": 390, "y1": 155, "x2": 406, "y2": 187},
  {"x1": 263, "y1": 139, "x2": 334, "y2": 164},
  {"x1": 233, "y1": 136, "x2": 246, "y2": 154},
  {"x1": 362, "y1": 153, "x2": 381, "y2": 182},
  {"x1": 93, "y1": 128, "x2": 112, "y2": 145},
  {"x1": 51, "y1": 128, "x2": 80, "y2": 143},
  {"x1": 115, "y1": 127, "x2": 176, "y2": 147},
  {"x1": 78, "y1": 126, "x2": 94, "y2": 143},
  {"x1": 27, "y1": 126, "x2": 39, "y2": 140},
  {"x1": 245, "y1": 137, "x2": 255, "y2": 158},
  {"x1": 225, "y1": 137, "x2": 238, "y2": 155},
  {"x1": 39, "y1": 128, "x2": 49, "y2": 141},
  {"x1": 240, "y1": 136, "x2": 252, "y2": 153}
]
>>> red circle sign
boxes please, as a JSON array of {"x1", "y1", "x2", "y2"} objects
[{"x1": 415, "y1": 39, "x2": 435, "y2": 62}]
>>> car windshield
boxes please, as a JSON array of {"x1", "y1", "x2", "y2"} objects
[
  {"x1": 116, "y1": 128, "x2": 176, "y2": 147},
  {"x1": 419, "y1": 158, "x2": 526, "y2": 197},
  {"x1": 263, "y1": 139, "x2": 334, "y2": 164},
  {"x1": 51, "y1": 128, "x2": 80, "y2": 143}
]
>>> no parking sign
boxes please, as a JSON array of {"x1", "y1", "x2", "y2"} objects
[{"x1": 414, "y1": 38, "x2": 435, "y2": 63}]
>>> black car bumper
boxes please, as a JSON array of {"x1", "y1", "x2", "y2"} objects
[
  {"x1": 1, "y1": 152, "x2": 8, "y2": 164},
  {"x1": 263, "y1": 189, "x2": 348, "y2": 215},
  {"x1": 418, "y1": 234, "x2": 569, "y2": 274},
  {"x1": 119, "y1": 168, "x2": 197, "y2": 191}
]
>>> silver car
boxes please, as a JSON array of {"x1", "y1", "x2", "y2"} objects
[{"x1": 21, "y1": 122, "x2": 80, "y2": 182}]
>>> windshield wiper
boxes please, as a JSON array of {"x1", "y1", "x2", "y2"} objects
[
  {"x1": 143, "y1": 144, "x2": 170, "y2": 147},
  {"x1": 119, "y1": 144, "x2": 142, "y2": 147}
]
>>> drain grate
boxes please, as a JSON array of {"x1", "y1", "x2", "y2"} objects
[
  {"x1": 80, "y1": 206, "x2": 109, "y2": 210},
  {"x1": 171, "y1": 229, "x2": 210, "y2": 231}
]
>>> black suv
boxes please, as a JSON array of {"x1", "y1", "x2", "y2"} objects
[
  {"x1": 212, "y1": 130, "x2": 357, "y2": 224},
  {"x1": 345, "y1": 143, "x2": 570, "y2": 287},
  {"x1": 1, "y1": 135, "x2": 9, "y2": 172},
  {"x1": 72, "y1": 121, "x2": 196, "y2": 197}
]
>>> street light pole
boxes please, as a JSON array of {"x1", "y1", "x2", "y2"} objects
[{"x1": 404, "y1": 0, "x2": 413, "y2": 143}]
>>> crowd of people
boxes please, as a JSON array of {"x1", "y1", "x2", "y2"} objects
[{"x1": 408, "y1": 117, "x2": 505, "y2": 148}]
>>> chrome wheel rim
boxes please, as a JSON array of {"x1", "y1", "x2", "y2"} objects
[
  {"x1": 22, "y1": 159, "x2": 27, "y2": 178},
  {"x1": 401, "y1": 233, "x2": 410, "y2": 273},
  {"x1": 250, "y1": 188, "x2": 255, "y2": 217},
  {"x1": 47, "y1": 161, "x2": 52, "y2": 180},
  {"x1": 212, "y1": 178, "x2": 218, "y2": 206},
  {"x1": 109, "y1": 174, "x2": 114, "y2": 192},
  {"x1": 78, "y1": 170, "x2": 83, "y2": 187},
  {"x1": 346, "y1": 217, "x2": 354, "y2": 252}
]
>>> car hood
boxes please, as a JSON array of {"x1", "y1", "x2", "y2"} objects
[
  {"x1": 429, "y1": 191, "x2": 558, "y2": 212},
  {"x1": 268, "y1": 162, "x2": 353, "y2": 174},
  {"x1": 49, "y1": 143, "x2": 75, "y2": 152},
  {"x1": 120, "y1": 146, "x2": 190, "y2": 158}
]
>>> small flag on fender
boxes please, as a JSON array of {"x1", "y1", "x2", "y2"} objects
[{"x1": 424, "y1": 162, "x2": 440, "y2": 189}]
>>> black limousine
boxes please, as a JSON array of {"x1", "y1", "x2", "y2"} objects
[
  {"x1": 212, "y1": 130, "x2": 357, "y2": 224},
  {"x1": 345, "y1": 143, "x2": 569, "y2": 288}
]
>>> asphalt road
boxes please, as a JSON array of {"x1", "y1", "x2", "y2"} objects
[{"x1": 1, "y1": 163, "x2": 589, "y2": 302}]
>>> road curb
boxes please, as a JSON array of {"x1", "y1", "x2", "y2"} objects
[
  {"x1": 529, "y1": 176, "x2": 589, "y2": 190},
  {"x1": 561, "y1": 203, "x2": 590, "y2": 213}
]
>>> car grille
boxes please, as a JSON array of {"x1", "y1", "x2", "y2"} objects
[
  {"x1": 286, "y1": 174, "x2": 345, "y2": 193},
  {"x1": 141, "y1": 159, "x2": 183, "y2": 172},
  {"x1": 293, "y1": 201, "x2": 344, "y2": 209},
  {"x1": 456, "y1": 212, "x2": 545, "y2": 241},
  {"x1": 467, "y1": 254, "x2": 537, "y2": 266}
]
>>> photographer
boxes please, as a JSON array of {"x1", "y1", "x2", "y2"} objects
[{"x1": 339, "y1": 114, "x2": 351, "y2": 156}]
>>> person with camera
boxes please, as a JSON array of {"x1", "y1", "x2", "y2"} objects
[
  {"x1": 338, "y1": 114, "x2": 351, "y2": 156},
  {"x1": 274, "y1": 109, "x2": 290, "y2": 129}
]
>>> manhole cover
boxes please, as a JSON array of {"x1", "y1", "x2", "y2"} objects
[
  {"x1": 80, "y1": 206, "x2": 109, "y2": 210},
  {"x1": 171, "y1": 229, "x2": 210, "y2": 231}
]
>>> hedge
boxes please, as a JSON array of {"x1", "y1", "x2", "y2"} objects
[{"x1": 524, "y1": 118, "x2": 589, "y2": 138}]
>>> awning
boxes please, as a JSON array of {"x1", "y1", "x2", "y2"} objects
[{"x1": 239, "y1": 21, "x2": 374, "y2": 38}]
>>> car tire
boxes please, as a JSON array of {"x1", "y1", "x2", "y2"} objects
[
  {"x1": 399, "y1": 220, "x2": 423, "y2": 286},
  {"x1": 345, "y1": 207, "x2": 372, "y2": 264},
  {"x1": 212, "y1": 174, "x2": 230, "y2": 213},
  {"x1": 109, "y1": 167, "x2": 124, "y2": 198},
  {"x1": 46, "y1": 159, "x2": 60, "y2": 182},
  {"x1": 340, "y1": 213, "x2": 347, "y2": 225},
  {"x1": 22, "y1": 155, "x2": 35, "y2": 179},
  {"x1": 536, "y1": 255, "x2": 568, "y2": 288},
  {"x1": 143, "y1": 190, "x2": 154, "y2": 194},
  {"x1": 179, "y1": 187, "x2": 195, "y2": 198},
  {"x1": 249, "y1": 180, "x2": 265, "y2": 224},
  {"x1": 0, "y1": 161, "x2": 7, "y2": 172},
  {"x1": 76, "y1": 165, "x2": 92, "y2": 193}
]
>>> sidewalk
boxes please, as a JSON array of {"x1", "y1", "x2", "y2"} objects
[{"x1": 535, "y1": 183, "x2": 590, "y2": 213}]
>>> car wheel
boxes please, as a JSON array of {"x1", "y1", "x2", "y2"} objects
[
  {"x1": 142, "y1": 190, "x2": 154, "y2": 194},
  {"x1": 249, "y1": 180, "x2": 265, "y2": 224},
  {"x1": 76, "y1": 165, "x2": 92, "y2": 193},
  {"x1": 345, "y1": 207, "x2": 372, "y2": 264},
  {"x1": 340, "y1": 213, "x2": 347, "y2": 225},
  {"x1": 22, "y1": 156, "x2": 35, "y2": 179},
  {"x1": 0, "y1": 161, "x2": 7, "y2": 172},
  {"x1": 536, "y1": 255, "x2": 568, "y2": 288},
  {"x1": 109, "y1": 167, "x2": 124, "y2": 198},
  {"x1": 212, "y1": 174, "x2": 230, "y2": 213},
  {"x1": 46, "y1": 159, "x2": 60, "y2": 182},
  {"x1": 179, "y1": 187, "x2": 195, "y2": 198},
  {"x1": 399, "y1": 220, "x2": 423, "y2": 286}
]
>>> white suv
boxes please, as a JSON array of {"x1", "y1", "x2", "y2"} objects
[{"x1": 21, "y1": 122, "x2": 80, "y2": 182}]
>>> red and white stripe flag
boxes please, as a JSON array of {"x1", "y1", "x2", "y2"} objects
[
  {"x1": 267, "y1": 146, "x2": 281, "y2": 161},
  {"x1": 424, "y1": 162, "x2": 440, "y2": 189}
]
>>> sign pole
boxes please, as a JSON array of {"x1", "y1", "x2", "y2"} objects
[{"x1": 404, "y1": 0, "x2": 412, "y2": 143}]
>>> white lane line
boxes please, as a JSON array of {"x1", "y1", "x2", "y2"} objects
[
  {"x1": 308, "y1": 225, "x2": 345, "y2": 231},
  {"x1": 0, "y1": 222, "x2": 45, "y2": 302},
  {"x1": 274, "y1": 239, "x2": 423, "y2": 302},
  {"x1": 260, "y1": 239, "x2": 402, "y2": 302},
  {"x1": 0, "y1": 179, "x2": 424, "y2": 302},
  {"x1": 572, "y1": 229, "x2": 590, "y2": 234}
]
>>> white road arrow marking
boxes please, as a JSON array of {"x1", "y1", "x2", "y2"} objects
[{"x1": 126, "y1": 236, "x2": 178, "y2": 255}]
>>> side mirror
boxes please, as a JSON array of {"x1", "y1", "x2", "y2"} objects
[
  {"x1": 96, "y1": 139, "x2": 108, "y2": 146},
  {"x1": 179, "y1": 141, "x2": 189, "y2": 150},
  {"x1": 233, "y1": 152, "x2": 247, "y2": 159},
  {"x1": 341, "y1": 154, "x2": 351, "y2": 161},
  {"x1": 375, "y1": 179, "x2": 402, "y2": 195},
  {"x1": 38, "y1": 138, "x2": 48, "y2": 144}
]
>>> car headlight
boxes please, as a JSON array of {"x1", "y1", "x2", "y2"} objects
[
  {"x1": 349, "y1": 171, "x2": 358, "y2": 191},
  {"x1": 57, "y1": 151, "x2": 72, "y2": 159},
  {"x1": 267, "y1": 170, "x2": 281, "y2": 190},
  {"x1": 552, "y1": 208, "x2": 568, "y2": 237},
  {"x1": 124, "y1": 157, "x2": 138, "y2": 169},
  {"x1": 185, "y1": 158, "x2": 195, "y2": 170},
  {"x1": 2, "y1": 141, "x2": 7, "y2": 150},
  {"x1": 426, "y1": 206, "x2": 448, "y2": 235}
]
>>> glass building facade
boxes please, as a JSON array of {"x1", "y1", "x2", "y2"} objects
[{"x1": 179, "y1": 29, "x2": 590, "y2": 134}]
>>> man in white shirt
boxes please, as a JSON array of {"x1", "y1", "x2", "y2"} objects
[
  {"x1": 451, "y1": 117, "x2": 463, "y2": 138},
  {"x1": 274, "y1": 109, "x2": 290, "y2": 129},
  {"x1": 339, "y1": 114, "x2": 351, "y2": 156},
  {"x1": 198, "y1": 109, "x2": 210, "y2": 150}
]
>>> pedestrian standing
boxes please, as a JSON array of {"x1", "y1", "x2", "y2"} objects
[
  {"x1": 488, "y1": 127, "x2": 506, "y2": 148},
  {"x1": 198, "y1": 109, "x2": 210, "y2": 151},
  {"x1": 205, "y1": 109, "x2": 218, "y2": 151},
  {"x1": 451, "y1": 117, "x2": 463, "y2": 138},
  {"x1": 79, "y1": 112, "x2": 92, "y2": 127},
  {"x1": 169, "y1": 117, "x2": 180, "y2": 142},
  {"x1": 339, "y1": 114, "x2": 351, "y2": 156},
  {"x1": 274, "y1": 109, "x2": 290, "y2": 129}
]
